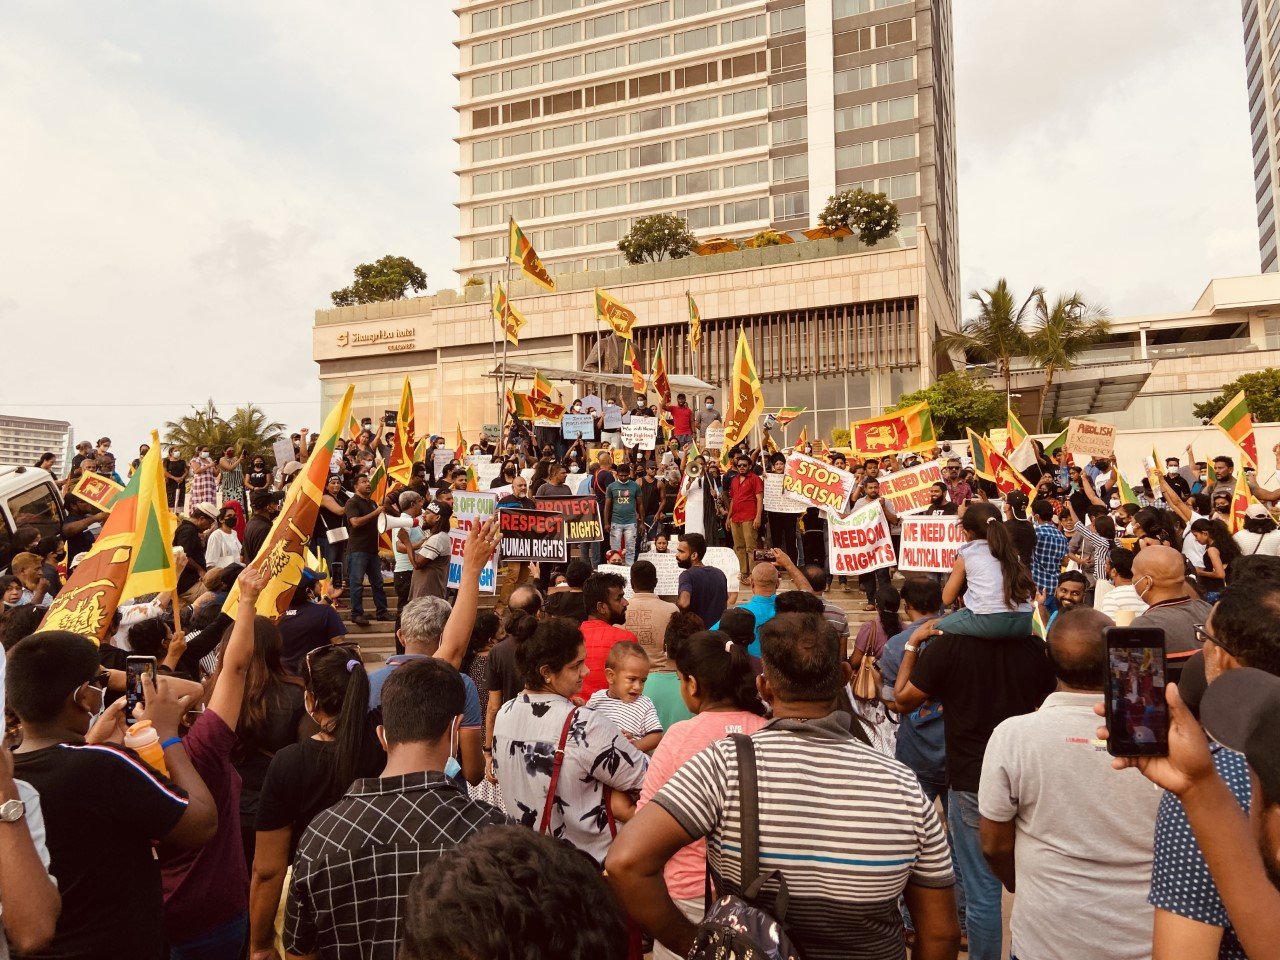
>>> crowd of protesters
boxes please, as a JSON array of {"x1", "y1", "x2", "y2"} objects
[{"x1": 3, "y1": 406, "x2": 1280, "y2": 960}]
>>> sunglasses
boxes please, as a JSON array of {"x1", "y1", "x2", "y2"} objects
[
  {"x1": 87, "y1": 671, "x2": 110, "y2": 691},
  {"x1": 304, "y1": 641, "x2": 364, "y2": 675}
]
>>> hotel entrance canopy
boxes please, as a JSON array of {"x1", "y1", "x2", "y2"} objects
[
  {"x1": 487, "y1": 361, "x2": 716, "y2": 394},
  {"x1": 986, "y1": 359, "x2": 1155, "y2": 421}
]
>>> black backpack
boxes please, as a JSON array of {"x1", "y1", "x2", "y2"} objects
[{"x1": 687, "y1": 734, "x2": 803, "y2": 960}]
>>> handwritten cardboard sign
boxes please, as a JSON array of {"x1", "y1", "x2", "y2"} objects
[
  {"x1": 763, "y1": 473, "x2": 806, "y2": 514},
  {"x1": 1065, "y1": 418, "x2": 1116, "y2": 458}
]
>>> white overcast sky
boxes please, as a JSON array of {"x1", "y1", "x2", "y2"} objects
[{"x1": 0, "y1": 0, "x2": 1259, "y2": 450}]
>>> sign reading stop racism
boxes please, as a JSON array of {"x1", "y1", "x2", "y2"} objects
[
  {"x1": 782, "y1": 451, "x2": 857, "y2": 512},
  {"x1": 826, "y1": 501, "x2": 896, "y2": 575}
]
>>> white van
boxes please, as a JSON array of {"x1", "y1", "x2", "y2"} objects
[{"x1": 0, "y1": 466, "x2": 66, "y2": 561}]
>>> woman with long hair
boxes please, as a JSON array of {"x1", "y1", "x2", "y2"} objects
[
  {"x1": 1234, "y1": 505, "x2": 1280, "y2": 557},
  {"x1": 636, "y1": 629, "x2": 766, "y2": 959},
  {"x1": 1190, "y1": 518, "x2": 1241, "y2": 601},
  {"x1": 492, "y1": 617, "x2": 648, "y2": 865},
  {"x1": 933, "y1": 502, "x2": 1035, "y2": 637},
  {"x1": 248, "y1": 642, "x2": 378, "y2": 959},
  {"x1": 1132, "y1": 506, "x2": 1175, "y2": 549}
]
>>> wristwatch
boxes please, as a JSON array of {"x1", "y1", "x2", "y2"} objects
[
  {"x1": 0, "y1": 797, "x2": 25, "y2": 824},
  {"x1": 903, "y1": 643, "x2": 919, "y2": 654}
]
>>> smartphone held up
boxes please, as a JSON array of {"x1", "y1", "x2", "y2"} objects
[
  {"x1": 125, "y1": 655, "x2": 157, "y2": 720},
  {"x1": 1104, "y1": 627, "x2": 1169, "y2": 757}
]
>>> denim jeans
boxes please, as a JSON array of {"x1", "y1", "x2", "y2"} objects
[
  {"x1": 948, "y1": 789, "x2": 1001, "y2": 960},
  {"x1": 169, "y1": 911, "x2": 247, "y2": 960},
  {"x1": 935, "y1": 607, "x2": 1031, "y2": 638},
  {"x1": 610, "y1": 523, "x2": 638, "y2": 564},
  {"x1": 346, "y1": 550, "x2": 388, "y2": 619}
]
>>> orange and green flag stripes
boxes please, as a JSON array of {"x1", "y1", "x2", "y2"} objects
[
  {"x1": 851, "y1": 402, "x2": 935, "y2": 457},
  {"x1": 651, "y1": 339, "x2": 671, "y2": 405},
  {"x1": 1006, "y1": 406, "x2": 1029, "y2": 454},
  {"x1": 224, "y1": 385, "x2": 355, "y2": 620},
  {"x1": 624, "y1": 340, "x2": 646, "y2": 396},
  {"x1": 387, "y1": 376, "x2": 416, "y2": 485},
  {"x1": 531, "y1": 370, "x2": 555, "y2": 401},
  {"x1": 774, "y1": 406, "x2": 807, "y2": 426},
  {"x1": 686, "y1": 292, "x2": 702, "y2": 352},
  {"x1": 967, "y1": 429, "x2": 992, "y2": 480},
  {"x1": 493, "y1": 282, "x2": 527, "y2": 346},
  {"x1": 723, "y1": 329, "x2": 764, "y2": 448},
  {"x1": 121, "y1": 434, "x2": 178, "y2": 600},
  {"x1": 509, "y1": 218, "x2": 555, "y2": 291},
  {"x1": 506, "y1": 390, "x2": 535, "y2": 421},
  {"x1": 596, "y1": 288, "x2": 638, "y2": 340},
  {"x1": 1210, "y1": 390, "x2": 1259, "y2": 468}
]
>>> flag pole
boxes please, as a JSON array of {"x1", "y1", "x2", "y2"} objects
[
  {"x1": 489, "y1": 274, "x2": 501, "y2": 440},
  {"x1": 502, "y1": 226, "x2": 513, "y2": 443}
]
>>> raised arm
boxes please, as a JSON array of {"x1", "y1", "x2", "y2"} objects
[
  {"x1": 208, "y1": 564, "x2": 268, "y2": 728},
  {"x1": 436, "y1": 517, "x2": 502, "y2": 669}
]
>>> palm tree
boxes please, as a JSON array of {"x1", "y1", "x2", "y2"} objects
[
  {"x1": 224, "y1": 405, "x2": 285, "y2": 460},
  {"x1": 1027, "y1": 293, "x2": 1111, "y2": 432},
  {"x1": 163, "y1": 399, "x2": 226, "y2": 456},
  {"x1": 936, "y1": 279, "x2": 1042, "y2": 405}
]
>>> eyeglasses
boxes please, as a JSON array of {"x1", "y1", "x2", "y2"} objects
[
  {"x1": 88, "y1": 671, "x2": 110, "y2": 691},
  {"x1": 1194, "y1": 623, "x2": 1234, "y2": 656}
]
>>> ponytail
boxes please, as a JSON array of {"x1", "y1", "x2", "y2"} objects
[
  {"x1": 304, "y1": 645, "x2": 372, "y2": 800},
  {"x1": 875, "y1": 586, "x2": 902, "y2": 643},
  {"x1": 669, "y1": 629, "x2": 765, "y2": 716},
  {"x1": 962, "y1": 502, "x2": 1035, "y2": 608}
]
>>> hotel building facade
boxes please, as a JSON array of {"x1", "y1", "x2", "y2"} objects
[{"x1": 1242, "y1": 0, "x2": 1280, "y2": 272}]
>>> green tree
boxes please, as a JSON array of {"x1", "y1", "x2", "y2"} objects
[
  {"x1": 818, "y1": 188, "x2": 900, "y2": 246},
  {"x1": 331, "y1": 255, "x2": 428, "y2": 307},
  {"x1": 223, "y1": 405, "x2": 286, "y2": 458},
  {"x1": 937, "y1": 278, "x2": 1040, "y2": 403},
  {"x1": 1194, "y1": 369, "x2": 1280, "y2": 423},
  {"x1": 1026, "y1": 292, "x2": 1111, "y2": 432},
  {"x1": 888, "y1": 372, "x2": 1005, "y2": 439},
  {"x1": 163, "y1": 402, "x2": 286, "y2": 459},
  {"x1": 749, "y1": 229, "x2": 786, "y2": 247},
  {"x1": 617, "y1": 214, "x2": 695, "y2": 264}
]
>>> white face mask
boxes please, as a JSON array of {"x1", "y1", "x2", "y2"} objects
[
  {"x1": 1166, "y1": 467, "x2": 1178, "y2": 476},
  {"x1": 85, "y1": 683, "x2": 105, "y2": 728},
  {"x1": 444, "y1": 719, "x2": 462, "y2": 780}
]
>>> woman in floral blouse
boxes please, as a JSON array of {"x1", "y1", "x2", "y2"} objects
[{"x1": 493, "y1": 617, "x2": 648, "y2": 865}]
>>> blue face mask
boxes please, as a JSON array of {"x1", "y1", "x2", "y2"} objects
[{"x1": 444, "y1": 720, "x2": 461, "y2": 781}]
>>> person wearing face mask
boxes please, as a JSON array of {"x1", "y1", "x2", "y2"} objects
[
  {"x1": 1128, "y1": 544, "x2": 1213, "y2": 658},
  {"x1": 205, "y1": 506, "x2": 243, "y2": 569},
  {"x1": 694, "y1": 395, "x2": 720, "y2": 443},
  {"x1": 283, "y1": 657, "x2": 505, "y2": 960},
  {"x1": 1161, "y1": 456, "x2": 1191, "y2": 502},
  {"x1": 7, "y1": 632, "x2": 219, "y2": 960},
  {"x1": 189, "y1": 447, "x2": 219, "y2": 509},
  {"x1": 164, "y1": 446, "x2": 190, "y2": 511}
]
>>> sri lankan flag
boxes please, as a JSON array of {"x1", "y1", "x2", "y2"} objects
[
  {"x1": 624, "y1": 340, "x2": 646, "y2": 395},
  {"x1": 687, "y1": 292, "x2": 702, "y2": 352},
  {"x1": 1210, "y1": 390, "x2": 1259, "y2": 468},
  {"x1": 369, "y1": 460, "x2": 392, "y2": 551},
  {"x1": 651, "y1": 339, "x2": 671, "y2": 404},
  {"x1": 1117, "y1": 471, "x2": 1139, "y2": 506},
  {"x1": 851, "y1": 402, "x2": 935, "y2": 456},
  {"x1": 510, "y1": 218, "x2": 554, "y2": 291},
  {"x1": 455, "y1": 423, "x2": 467, "y2": 462},
  {"x1": 38, "y1": 432, "x2": 174, "y2": 643},
  {"x1": 1006, "y1": 406, "x2": 1029, "y2": 454},
  {"x1": 530, "y1": 396, "x2": 565, "y2": 421},
  {"x1": 774, "y1": 406, "x2": 806, "y2": 426},
  {"x1": 1043, "y1": 427, "x2": 1069, "y2": 460},
  {"x1": 967, "y1": 429, "x2": 993, "y2": 481},
  {"x1": 1031, "y1": 604, "x2": 1049, "y2": 641},
  {"x1": 506, "y1": 389, "x2": 535, "y2": 420},
  {"x1": 596, "y1": 288, "x2": 637, "y2": 340},
  {"x1": 493, "y1": 282, "x2": 527, "y2": 346},
  {"x1": 531, "y1": 370, "x2": 555, "y2": 401},
  {"x1": 224, "y1": 385, "x2": 355, "y2": 620},
  {"x1": 387, "y1": 376, "x2": 415, "y2": 484},
  {"x1": 723, "y1": 329, "x2": 764, "y2": 448},
  {"x1": 795, "y1": 426, "x2": 808, "y2": 449},
  {"x1": 1231, "y1": 467, "x2": 1251, "y2": 533},
  {"x1": 987, "y1": 443, "x2": 1036, "y2": 500},
  {"x1": 348, "y1": 414, "x2": 363, "y2": 443}
]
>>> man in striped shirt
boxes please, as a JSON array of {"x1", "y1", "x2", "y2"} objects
[{"x1": 607, "y1": 612, "x2": 960, "y2": 960}]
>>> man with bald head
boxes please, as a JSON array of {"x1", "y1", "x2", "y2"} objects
[
  {"x1": 712, "y1": 561, "x2": 778, "y2": 657},
  {"x1": 1129, "y1": 544, "x2": 1212, "y2": 655},
  {"x1": 978, "y1": 607, "x2": 1161, "y2": 960}
]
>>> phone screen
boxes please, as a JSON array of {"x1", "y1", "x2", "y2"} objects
[
  {"x1": 125, "y1": 656, "x2": 157, "y2": 720},
  {"x1": 1104, "y1": 628, "x2": 1169, "y2": 757}
]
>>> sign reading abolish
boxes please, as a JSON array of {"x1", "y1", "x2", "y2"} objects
[
  {"x1": 620, "y1": 416, "x2": 658, "y2": 450},
  {"x1": 782, "y1": 451, "x2": 857, "y2": 512},
  {"x1": 827, "y1": 501, "x2": 896, "y2": 576},
  {"x1": 448, "y1": 491, "x2": 497, "y2": 593},
  {"x1": 898, "y1": 516, "x2": 964, "y2": 573},
  {"x1": 878, "y1": 461, "x2": 945, "y2": 517},
  {"x1": 534, "y1": 496, "x2": 603, "y2": 543},
  {"x1": 498, "y1": 508, "x2": 569, "y2": 563},
  {"x1": 1065, "y1": 418, "x2": 1117, "y2": 458},
  {"x1": 763, "y1": 473, "x2": 806, "y2": 514}
]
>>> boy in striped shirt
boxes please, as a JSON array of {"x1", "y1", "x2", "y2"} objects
[{"x1": 586, "y1": 640, "x2": 664, "y2": 753}]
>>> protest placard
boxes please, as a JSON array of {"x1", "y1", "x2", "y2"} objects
[
  {"x1": 469, "y1": 459, "x2": 503, "y2": 488},
  {"x1": 827, "y1": 502, "x2": 896, "y2": 576},
  {"x1": 71, "y1": 472, "x2": 124, "y2": 511},
  {"x1": 481, "y1": 423, "x2": 501, "y2": 441},
  {"x1": 704, "y1": 546, "x2": 742, "y2": 587},
  {"x1": 782, "y1": 451, "x2": 857, "y2": 512},
  {"x1": 898, "y1": 516, "x2": 964, "y2": 573},
  {"x1": 603, "y1": 548, "x2": 732, "y2": 598},
  {"x1": 432, "y1": 447, "x2": 454, "y2": 477},
  {"x1": 704, "y1": 425, "x2": 725, "y2": 450},
  {"x1": 561, "y1": 413, "x2": 595, "y2": 440},
  {"x1": 498, "y1": 508, "x2": 568, "y2": 563},
  {"x1": 272, "y1": 437, "x2": 295, "y2": 469},
  {"x1": 621, "y1": 416, "x2": 658, "y2": 450},
  {"x1": 448, "y1": 491, "x2": 497, "y2": 593},
  {"x1": 534, "y1": 495, "x2": 603, "y2": 542},
  {"x1": 1065, "y1": 418, "x2": 1117, "y2": 458},
  {"x1": 603, "y1": 404, "x2": 624, "y2": 430},
  {"x1": 763, "y1": 473, "x2": 806, "y2": 514},
  {"x1": 877, "y1": 460, "x2": 945, "y2": 517}
]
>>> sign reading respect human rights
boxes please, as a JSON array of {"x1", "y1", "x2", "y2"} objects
[
  {"x1": 782, "y1": 451, "x2": 857, "y2": 512},
  {"x1": 497, "y1": 507, "x2": 569, "y2": 563}
]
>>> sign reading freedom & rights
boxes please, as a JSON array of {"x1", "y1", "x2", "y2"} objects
[
  {"x1": 534, "y1": 496, "x2": 603, "y2": 543},
  {"x1": 877, "y1": 461, "x2": 945, "y2": 517},
  {"x1": 826, "y1": 501, "x2": 896, "y2": 575},
  {"x1": 782, "y1": 451, "x2": 857, "y2": 512},
  {"x1": 898, "y1": 516, "x2": 964, "y2": 573},
  {"x1": 498, "y1": 508, "x2": 569, "y2": 563}
]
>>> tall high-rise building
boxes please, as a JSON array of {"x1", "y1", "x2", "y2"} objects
[
  {"x1": 0, "y1": 414, "x2": 73, "y2": 475},
  {"x1": 453, "y1": 0, "x2": 958, "y2": 306},
  {"x1": 1243, "y1": 0, "x2": 1280, "y2": 272}
]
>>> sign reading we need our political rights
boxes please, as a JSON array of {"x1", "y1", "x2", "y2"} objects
[
  {"x1": 782, "y1": 451, "x2": 857, "y2": 512},
  {"x1": 898, "y1": 516, "x2": 964, "y2": 574}
]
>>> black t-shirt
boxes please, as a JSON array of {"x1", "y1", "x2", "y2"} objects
[
  {"x1": 242, "y1": 514, "x2": 273, "y2": 563},
  {"x1": 1004, "y1": 519, "x2": 1035, "y2": 567},
  {"x1": 245, "y1": 469, "x2": 271, "y2": 491},
  {"x1": 344, "y1": 494, "x2": 380, "y2": 553},
  {"x1": 544, "y1": 590, "x2": 587, "y2": 624},
  {"x1": 256, "y1": 737, "x2": 382, "y2": 850},
  {"x1": 486, "y1": 636, "x2": 525, "y2": 704},
  {"x1": 910, "y1": 632, "x2": 1056, "y2": 792},
  {"x1": 172, "y1": 520, "x2": 207, "y2": 592},
  {"x1": 592, "y1": 468, "x2": 615, "y2": 508},
  {"x1": 923, "y1": 502, "x2": 958, "y2": 517},
  {"x1": 14, "y1": 742, "x2": 189, "y2": 960},
  {"x1": 677, "y1": 564, "x2": 728, "y2": 630},
  {"x1": 277, "y1": 600, "x2": 348, "y2": 673},
  {"x1": 164, "y1": 458, "x2": 187, "y2": 488},
  {"x1": 235, "y1": 682, "x2": 307, "y2": 824}
]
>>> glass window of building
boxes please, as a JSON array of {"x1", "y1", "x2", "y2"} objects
[
  {"x1": 584, "y1": 46, "x2": 623, "y2": 72},
  {"x1": 674, "y1": 24, "x2": 718, "y2": 53},
  {"x1": 881, "y1": 172, "x2": 917, "y2": 200},
  {"x1": 773, "y1": 191, "x2": 808, "y2": 219},
  {"x1": 629, "y1": 2, "x2": 671, "y2": 29},
  {"x1": 723, "y1": 14, "x2": 765, "y2": 42},
  {"x1": 544, "y1": 21, "x2": 582, "y2": 48},
  {"x1": 587, "y1": 183, "x2": 627, "y2": 208},
  {"x1": 471, "y1": 41, "x2": 499, "y2": 65},
  {"x1": 680, "y1": 204, "x2": 722, "y2": 229},
  {"x1": 675, "y1": 0, "x2": 716, "y2": 16},
  {"x1": 471, "y1": 138, "x2": 499, "y2": 162},
  {"x1": 631, "y1": 141, "x2": 672, "y2": 166},
  {"x1": 723, "y1": 197, "x2": 767, "y2": 224},
  {"x1": 876, "y1": 56, "x2": 915, "y2": 85},
  {"x1": 771, "y1": 116, "x2": 807, "y2": 145},
  {"x1": 502, "y1": 0, "x2": 540, "y2": 26},
  {"x1": 769, "y1": 79, "x2": 806, "y2": 109},
  {"x1": 472, "y1": 236, "x2": 501, "y2": 260},
  {"x1": 471, "y1": 9, "x2": 497, "y2": 31},
  {"x1": 835, "y1": 103, "x2": 874, "y2": 132},
  {"x1": 629, "y1": 36, "x2": 671, "y2": 63},
  {"x1": 722, "y1": 88, "x2": 766, "y2": 114},
  {"x1": 878, "y1": 95, "x2": 916, "y2": 123},
  {"x1": 502, "y1": 31, "x2": 540, "y2": 58},
  {"x1": 675, "y1": 131, "x2": 719, "y2": 159},
  {"x1": 586, "y1": 115, "x2": 625, "y2": 140},
  {"x1": 501, "y1": 64, "x2": 540, "y2": 91},
  {"x1": 584, "y1": 11, "x2": 625, "y2": 38},
  {"x1": 722, "y1": 159, "x2": 765, "y2": 187},
  {"x1": 503, "y1": 165, "x2": 541, "y2": 190},
  {"x1": 544, "y1": 157, "x2": 582, "y2": 182},
  {"x1": 546, "y1": 123, "x2": 582, "y2": 148},
  {"x1": 587, "y1": 219, "x2": 628, "y2": 244},
  {"x1": 836, "y1": 141, "x2": 874, "y2": 169},
  {"x1": 632, "y1": 177, "x2": 673, "y2": 202},
  {"x1": 772, "y1": 154, "x2": 807, "y2": 182},
  {"x1": 546, "y1": 55, "x2": 582, "y2": 82},
  {"x1": 769, "y1": 5, "x2": 805, "y2": 36},
  {"x1": 874, "y1": 18, "x2": 914, "y2": 47},
  {"x1": 545, "y1": 192, "x2": 578, "y2": 216},
  {"x1": 631, "y1": 105, "x2": 671, "y2": 132},
  {"x1": 676, "y1": 168, "x2": 719, "y2": 194},
  {"x1": 833, "y1": 64, "x2": 873, "y2": 94},
  {"x1": 472, "y1": 73, "x2": 499, "y2": 97},
  {"x1": 675, "y1": 96, "x2": 718, "y2": 124},
  {"x1": 504, "y1": 130, "x2": 539, "y2": 155},
  {"x1": 877, "y1": 134, "x2": 917, "y2": 161},
  {"x1": 545, "y1": 225, "x2": 582, "y2": 250},
  {"x1": 503, "y1": 198, "x2": 541, "y2": 220},
  {"x1": 585, "y1": 148, "x2": 626, "y2": 175},
  {"x1": 472, "y1": 171, "x2": 499, "y2": 194},
  {"x1": 722, "y1": 124, "x2": 765, "y2": 150}
]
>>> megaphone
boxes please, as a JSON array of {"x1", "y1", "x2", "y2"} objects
[{"x1": 378, "y1": 513, "x2": 421, "y2": 534}]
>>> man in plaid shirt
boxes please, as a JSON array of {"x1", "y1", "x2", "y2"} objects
[
  {"x1": 284, "y1": 658, "x2": 506, "y2": 960},
  {"x1": 1030, "y1": 499, "x2": 1070, "y2": 598}
]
